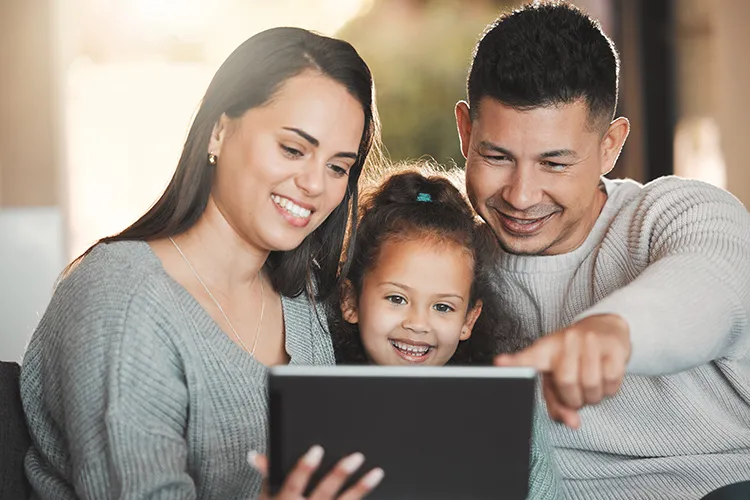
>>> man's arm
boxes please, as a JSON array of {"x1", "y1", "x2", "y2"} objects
[
  {"x1": 576, "y1": 178, "x2": 750, "y2": 375},
  {"x1": 497, "y1": 179, "x2": 750, "y2": 427}
]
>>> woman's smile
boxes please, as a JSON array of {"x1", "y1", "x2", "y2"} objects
[{"x1": 271, "y1": 193, "x2": 314, "y2": 227}]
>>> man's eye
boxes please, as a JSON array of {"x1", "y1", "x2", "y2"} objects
[
  {"x1": 544, "y1": 161, "x2": 569, "y2": 171},
  {"x1": 483, "y1": 154, "x2": 509, "y2": 162}
]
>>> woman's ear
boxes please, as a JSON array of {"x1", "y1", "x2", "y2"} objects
[
  {"x1": 340, "y1": 280, "x2": 359, "y2": 324},
  {"x1": 460, "y1": 300, "x2": 483, "y2": 340},
  {"x1": 208, "y1": 113, "x2": 231, "y2": 157}
]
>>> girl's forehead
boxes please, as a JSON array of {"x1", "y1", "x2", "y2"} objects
[
  {"x1": 379, "y1": 233, "x2": 474, "y2": 260},
  {"x1": 370, "y1": 237, "x2": 475, "y2": 279}
]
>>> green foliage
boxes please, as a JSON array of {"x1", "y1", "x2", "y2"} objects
[{"x1": 338, "y1": 0, "x2": 515, "y2": 168}]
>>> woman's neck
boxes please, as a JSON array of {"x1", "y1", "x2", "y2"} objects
[{"x1": 175, "y1": 196, "x2": 270, "y2": 292}]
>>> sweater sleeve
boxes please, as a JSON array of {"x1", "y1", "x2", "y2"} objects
[
  {"x1": 102, "y1": 286, "x2": 197, "y2": 499},
  {"x1": 527, "y1": 406, "x2": 561, "y2": 500},
  {"x1": 576, "y1": 178, "x2": 750, "y2": 375},
  {"x1": 44, "y1": 277, "x2": 197, "y2": 499}
]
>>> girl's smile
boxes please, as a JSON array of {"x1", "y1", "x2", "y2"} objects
[
  {"x1": 388, "y1": 338, "x2": 435, "y2": 363},
  {"x1": 343, "y1": 237, "x2": 481, "y2": 366}
]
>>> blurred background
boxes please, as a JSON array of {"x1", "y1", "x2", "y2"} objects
[{"x1": 1, "y1": 0, "x2": 748, "y2": 361}]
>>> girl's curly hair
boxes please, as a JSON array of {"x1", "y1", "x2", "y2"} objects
[{"x1": 328, "y1": 161, "x2": 522, "y2": 366}]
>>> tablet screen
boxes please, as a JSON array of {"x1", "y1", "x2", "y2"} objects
[{"x1": 268, "y1": 365, "x2": 536, "y2": 500}]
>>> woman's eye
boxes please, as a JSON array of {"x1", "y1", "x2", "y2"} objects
[
  {"x1": 385, "y1": 295, "x2": 406, "y2": 305},
  {"x1": 433, "y1": 303, "x2": 455, "y2": 313},
  {"x1": 328, "y1": 163, "x2": 349, "y2": 177},
  {"x1": 281, "y1": 145, "x2": 303, "y2": 158}
]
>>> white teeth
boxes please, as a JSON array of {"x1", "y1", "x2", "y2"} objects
[
  {"x1": 272, "y1": 195, "x2": 312, "y2": 218},
  {"x1": 390, "y1": 340, "x2": 431, "y2": 356},
  {"x1": 510, "y1": 217, "x2": 536, "y2": 224},
  {"x1": 508, "y1": 214, "x2": 550, "y2": 225}
]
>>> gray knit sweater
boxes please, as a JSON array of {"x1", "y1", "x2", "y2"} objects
[
  {"x1": 493, "y1": 176, "x2": 750, "y2": 500},
  {"x1": 21, "y1": 240, "x2": 560, "y2": 499},
  {"x1": 20, "y1": 240, "x2": 336, "y2": 499}
]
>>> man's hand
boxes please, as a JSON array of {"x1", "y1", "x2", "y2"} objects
[{"x1": 495, "y1": 314, "x2": 631, "y2": 429}]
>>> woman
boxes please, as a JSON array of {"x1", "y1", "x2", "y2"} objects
[{"x1": 21, "y1": 27, "x2": 383, "y2": 499}]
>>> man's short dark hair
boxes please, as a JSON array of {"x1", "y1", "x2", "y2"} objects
[{"x1": 467, "y1": 1, "x2": 619, "y2": 131}]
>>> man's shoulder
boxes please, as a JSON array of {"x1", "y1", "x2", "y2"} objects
[
  {"x1": 601, "y1": 176, "x2": 750, "y2": 256},
  {"x1": 607, "y1": 175, "x2": 746, "y2": 210}
]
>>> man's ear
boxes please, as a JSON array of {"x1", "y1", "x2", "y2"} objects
[
  {"x1": 459, "y1": 300, "x2": 483, "y2": 341},
  {"x1": 340, "y1": 280, "x2": 359, "y2": 324},
  {"x1": 600, "y1": 116, "x2": 630, "y2": 176},
  {"x1": 455, "y1": 101, "x2": 473, "y2": 160}
]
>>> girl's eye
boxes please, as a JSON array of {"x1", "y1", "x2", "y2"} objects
[
  {"x1": 433, "y1": 303, "x2": 455, "y2": 313},
  {"x1": 385, "y1": 295, "x2": 406, "y2": 305},
  {"x1": 281, "y1": 145, "x2": 303, "y2": 158},
  {"x1": 328, "y1": 163, "x2": 349, "y2": 178}
]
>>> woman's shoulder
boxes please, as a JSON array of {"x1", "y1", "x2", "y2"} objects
[
  {"x1": 22, "y1": 240, "x2": 188, "y2": 390},
  {"x1": 77, "y1": 239, "x2": 159, "y2": 272},
  {"x1": 42, "y1": 240, "x2": 179, "y2": 334},
  {"x1": 64, "y1": 240, "x2": 166, "y2": 294}
]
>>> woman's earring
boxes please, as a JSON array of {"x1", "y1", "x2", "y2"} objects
[{"x1": 208, "y1": 152, "x2": 218, "y2": 165}]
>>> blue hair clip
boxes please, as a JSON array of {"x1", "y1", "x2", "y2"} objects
[{"x1": 416, "y1": 192, "x2": 432, "y2": 202}]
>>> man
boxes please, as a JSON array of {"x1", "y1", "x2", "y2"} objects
[{"x1": 456, "y1": 2, "x2": 750, "y2": 499}]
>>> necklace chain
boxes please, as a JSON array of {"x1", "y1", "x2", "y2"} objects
[{"x1": 169, "y1": 236, "x2": 265, "y2": 357}]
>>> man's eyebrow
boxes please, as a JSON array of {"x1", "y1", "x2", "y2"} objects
[
  {"x1": 539, "y1": 149, "x2": 579, "y2": 159},
  {"x1": 478, "y1": 142, "x2": 581, "y2": 162},
  {"x1": 478, "y1": 141, "x2": 515, "y2": 158},
  {"x1": 282, "y1": 127, "x2": 319, "y2": 147}
]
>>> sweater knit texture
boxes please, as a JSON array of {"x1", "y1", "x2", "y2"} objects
[
  {"x1": 492, "y1": 176, "x2": 750, "y2": 500},
  {"x1": 21, "y1": 240, "x2": 559, "y2": 499},
  {"x1": 20, "y1": 240, "x2": 336, "y2": 499}
]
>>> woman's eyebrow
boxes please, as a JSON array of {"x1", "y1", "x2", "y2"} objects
[{"x1": 282, "y1": 126, "x2": 358, "y2": 159}]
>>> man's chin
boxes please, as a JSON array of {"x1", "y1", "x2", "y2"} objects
[{"x1": 494, "y1": 232, "x2": 553, "y2": 256}]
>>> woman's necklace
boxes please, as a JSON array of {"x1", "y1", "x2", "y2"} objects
[{"x1": 169, "y1": 236, "x2": 265, "y2": 357}]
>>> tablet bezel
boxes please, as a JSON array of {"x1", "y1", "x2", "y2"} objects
[{"x1": 268, "y1": 365, "x2": 537, "y2": 499}]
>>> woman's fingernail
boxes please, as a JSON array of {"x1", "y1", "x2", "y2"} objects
[
  {"x1": 340, "y1": 452, "x2": 365, "y2": 473},
  {"x1": 362, "y1": 467, "x2": 385, "y2": 488},
  {"x1": 303, "y1": 445, "x2": 325, "y2": 467},
  {"x1": 247, "y1": 450, "x2": 259, "y2": 469}
]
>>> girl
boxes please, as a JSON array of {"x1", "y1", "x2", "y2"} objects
[
  {"x1": 332, "y1": 165, "x2": 525, "y2": 366},
  {"x1": 21, "y1": 27, "x2": 383, "y2": 500},
  {"x1": 330, "y1": 166, "x2": 560, "y2": 499}
]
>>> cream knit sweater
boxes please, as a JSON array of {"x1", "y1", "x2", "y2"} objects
[{"x1": 492, "y1": 176, "x2": 750, "y2": 500}]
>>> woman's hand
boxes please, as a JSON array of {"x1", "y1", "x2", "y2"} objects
[{"x1": 250, "y1": 445, "x2": 385, "y2": 499}]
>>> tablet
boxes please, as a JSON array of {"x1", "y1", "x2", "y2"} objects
[{"x1": 268, "y1": 365, "x2": 537, "y2": 500}]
